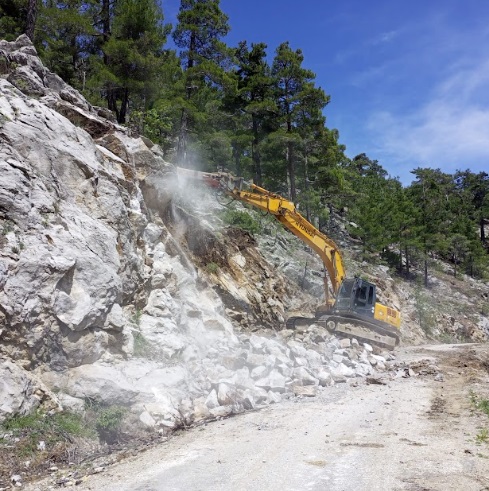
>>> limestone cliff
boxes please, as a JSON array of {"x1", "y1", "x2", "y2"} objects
[{"x1": 0, "y1": 35, "x2": 313, "y2": 427}]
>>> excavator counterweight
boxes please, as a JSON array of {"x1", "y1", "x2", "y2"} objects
[{"x1": 177, "y1": 167, "x2": 401, "y2": 349}]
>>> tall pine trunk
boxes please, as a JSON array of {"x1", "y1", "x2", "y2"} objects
[
  {"x1": 176, "y1": 32, "x2": 196, "y2": 166},
  {"x1": 101, "y1": 0, "x2": 111, "y2": 60},
  {"x1": 101, "y1": 0, "x2": 116, "y2": 118},
  {"x1": 232, "y1": 143, "x2": 241, "y2": 176},
  {"x1": 118, "y1": 88, "x2": 129, "y2": 124},
  {"x1": 398, "y1": 233, "x2": 403, "y2": 275},
  {"x1": 286, "y1": 120, "x2": 296, "y2": 201},
  {"x1": 405, "y1": 244, "x2": 410, "y2": 276},
  {"x1": 25, "y1": 0, "x2": 38, "y2": 41},
  {"x1": 423, "y1": 237, "x2": 429, "y2": 287},
  {"x1": 303, "y1": 153, "x2": 311, "y2": 222},
  {"x1": 251, "y1": 115, "x2": 262, "y2": 185}
]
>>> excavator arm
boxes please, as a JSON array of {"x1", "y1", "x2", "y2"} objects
[
  {"x1": 229, "y1": 184, "x2": 346, "y2": 306},
  {"x1": 178, "y1": 169, "x2": 345, "y2": 303}
]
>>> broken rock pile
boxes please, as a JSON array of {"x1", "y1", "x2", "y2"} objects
[{"x1": 185, "y1": 326, "x2": 395, "y2": 424}]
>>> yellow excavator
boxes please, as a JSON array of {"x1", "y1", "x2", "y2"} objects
[{"x1": 177, "y1": 168, "x2": 401, "y2": 349}]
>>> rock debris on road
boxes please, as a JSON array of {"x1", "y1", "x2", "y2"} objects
[{"x1": 26, "y1": 344, "x2": 489, "y2": 491}]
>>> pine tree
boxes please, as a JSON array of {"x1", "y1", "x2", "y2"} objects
[
  {"x1": 0, "y1": 0, "x2": 31, "y2": 40},
  {"x1": 408, "y1": 168, "x2": 454, "y2": 286},
  {"x1": 172, "y1": 0, "x2": 230, "y2": 166},
  {"x1": 224, "y1": 41, "x2": 276, "y2": 184},
  {"x1": 25, "y1": 0, "x2": 37, "y2": 39},
  {"x1": 37, "y1": 0, "x2": 96, "y2": 88},
  {"x1": 454, "y1": 170, "x2": 489, "y2": 246},
  {"x1": 271, "y1": 42, "x2": 325, "y2": 201},
  {"x1": 88, "y1": 0, "x2": 170, "y2": 124}
]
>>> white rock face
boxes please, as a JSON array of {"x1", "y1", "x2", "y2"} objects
[{"x1": 0, "y1": 360, "x2": 59, "y2": 420}]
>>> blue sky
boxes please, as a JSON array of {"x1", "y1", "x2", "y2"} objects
[{"x1": 162, "y1": 0, "x2": 489, "y2": 185}]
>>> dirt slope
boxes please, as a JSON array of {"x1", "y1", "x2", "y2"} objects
[{"x1": 24, "y1": 343, "x2": 489, "y2": 491}]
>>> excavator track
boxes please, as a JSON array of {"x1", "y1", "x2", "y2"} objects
[{"x1": 286, "y1": 314, "x2": 400, "y2": 350}]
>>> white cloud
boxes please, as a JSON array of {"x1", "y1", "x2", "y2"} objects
[
  {"x1": 366, "y1": 58, "x2": 489, "y2": 178},
  {"x1": 372, "y1": 30, "x2": 399, "y2": 45},
  {"x1": 335, "y1": 29, "x2": 400, "y2": 64}
]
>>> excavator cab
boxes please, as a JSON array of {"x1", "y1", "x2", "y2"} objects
[{"x1": 333, "y1": 278, "x2": 376, "y2": 318}]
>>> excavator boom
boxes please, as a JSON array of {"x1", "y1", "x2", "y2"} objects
[
  {"x1": 231, "y1": 183, "x2": 347, "y2": 305},
  {"x1": 178, "y1": 169, "x2": 346, "y2": 302}
]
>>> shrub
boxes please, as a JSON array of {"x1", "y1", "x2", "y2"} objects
[
  {"x1": 133, "y1": 330, "x2": 158, "y2": 358},
  {"x1": 476, "y1": 428, "x2": 489, "y2": 444},
  {"x1": 206, "y1": 262, "x2": 219, "y2": 274},
  {"x1": 0, "y1": 410, "x2": 93, "y2": 459},
  {"x1": 132, "y1": 308, "x2": 142, "y2": 326},
  {"x1": 222, "y1": 209, "x2": 260, "y2": 235},
  {"x1": 471, "y1": 392, "x2": 489, "y2": 417},
  {"x1": 95, "y1": 406, "x2": 126, "y2": 444}
]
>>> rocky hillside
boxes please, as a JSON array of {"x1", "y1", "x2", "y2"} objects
[{"x1": 0, "y1": 35, "x2": 488, "y2": 484}]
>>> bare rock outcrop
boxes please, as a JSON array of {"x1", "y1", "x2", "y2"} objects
[
  {"x1": 1, "y1": 36, "x2": 333, "y2": 428},
  {"x1": 0, "y1": 359, "x2": 60, "y2": 421}
]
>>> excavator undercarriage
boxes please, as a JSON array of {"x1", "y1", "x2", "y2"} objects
[
  {"x1": 285, "y1": 277, "x2": 400, "y2": 349},
  {"x1": 287, "y1": 313, "x2": 400, "y2": 350}
]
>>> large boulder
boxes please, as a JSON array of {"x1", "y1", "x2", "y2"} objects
[{"x1": 0, "y1": 359, "x2": 59, "y2": 423}]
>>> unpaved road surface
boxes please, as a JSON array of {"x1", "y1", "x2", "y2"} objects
[{"x1": 30, "y1": 344, "x2": 489, "y2": 491}]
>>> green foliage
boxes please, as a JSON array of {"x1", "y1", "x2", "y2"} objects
[
  {"x1": 478, "y1": 400, "x2": 489, "y2": 417},
  {"x1": 95, "y1": 406, "x2": 125, "y2": 433},
  {"x1": 471, "y1": 392, "x2": 489, "y2": 417},
  {"x1": 130, "y1": 306, "x2": 155, "y2": 357},
  {"x1": 0, "y1": 410, "x2": 94, "y2": 457},
  {"x1": 130, "y1": 311, "x2": 161, "y2": 359},
  {"x1": 173, "y1": 0, "x2": 230, "y2": 67},
  {"x1": 222, "y1": 40, "x2": 275, "y2": 184},
  {"x1": 90, "y1": 0, "x2": 170, "y2": 123},
  {"x1": 55, "y1": 411, "x2": 91, "y2": 436},
  {"x1": 130, "y1": 108, "x2": 172, "y2": 144},
  {"x1": 471, "y1": 391, "x2": 489, "y2": 445},
  {"x1": 0, "y1": 110, "x2": 11, "y2": 128},
  {"x1": 82, "y1": 401, "x2": 127, "y2": 443},
  {"x1": 2, "y1": 412, "x2": 41, "y2": 432},
  {"x1": 414, "y1": 287, "x2": 437, "y2": 336},
  {"x1": 172, "y1": 0, "x2": 231, "y2": 164},
  {"x1": 476, "y1": 428, "x2": 489, "y2": 445},
  {"x1": 206, "y1": 261, "x2": 219, "y2": 273},
  {"x1": 222, "y1": 209, "x2": 260, "y2": 235},
  {"x1": 133, "y1": 330, "x2": 156, "y2": 358},
  {"x1": 2, "y1": 222, "x2": 13, "y2": 235},
  {"x1": 132, "y1": 308, "x2": 142, "y2": 326},
  {"x1": 270, "y1": 41, "x2": 329, "y2": 201},
  {"x1": 36, "y1": 0, "x2": 96, "y2": 88},
  {"x1": 0, "y1": 0, "x2": 27, "y2": 41}
]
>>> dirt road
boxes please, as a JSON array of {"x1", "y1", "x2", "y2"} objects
[{"x1": 30, "y1": 344, "x2": 489, "y2": 491}]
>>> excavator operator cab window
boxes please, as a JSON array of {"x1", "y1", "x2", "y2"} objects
[
  {"x1": 368, "y1": 286, "x2": 374, "y2": 305},
  {"x1": 355, "y1": 285, "x2": 368, "y2": 306},
  {"x1": 353, "y1": 281, "x2": 375, "y2": 309},
  {"x1": 335, "y1": 280, "x2": 354, "y2": 310}
]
